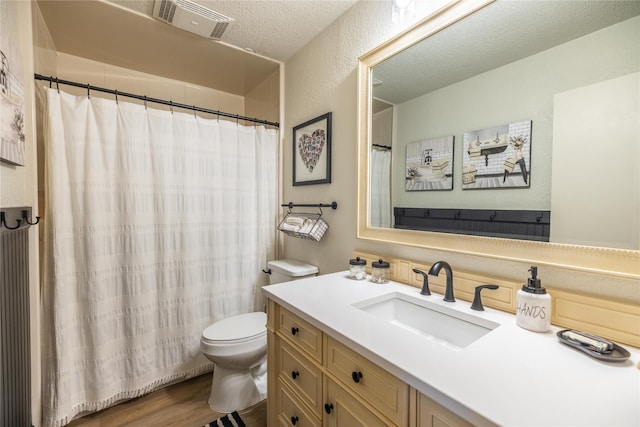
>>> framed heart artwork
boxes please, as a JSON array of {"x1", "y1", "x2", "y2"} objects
[{"x1": 293, "y1": 112, "x2": 332, "y2": 186}]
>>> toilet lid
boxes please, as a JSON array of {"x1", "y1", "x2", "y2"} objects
[{"x1": 202, "y1": 312, "x2": 266, "y2": 342}]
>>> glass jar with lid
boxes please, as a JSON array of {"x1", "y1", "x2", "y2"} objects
[
  {"x1": 348, "y1": 256, "x2": 367, "y2": 280},
  {"x1": 370, "y1": 259, "x2": 390, "y2": 283}
]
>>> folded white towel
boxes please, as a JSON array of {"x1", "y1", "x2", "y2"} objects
[
  {"x1": 285, "y1": 216, "x2": 306, "y2": 227},
  {"x1": 280, "y1": 222, "x2": 300, "y2": 232}
]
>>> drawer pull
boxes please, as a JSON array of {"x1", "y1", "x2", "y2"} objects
[
  {"x1": 291, "y1": 326, "x2": 300, "y2": 336},
  {"x1": 291, "y1": 370, "x2": 300, "y2": 380},
  {"x1": 352, "y1": 371, "x2": 363, "y2": 383},
  {"x1": 291, "y1": 415, "x2": 299, "y2": 425},
  {"x1": 324, "y1": 403, "x2": 334, "y2": 414}
]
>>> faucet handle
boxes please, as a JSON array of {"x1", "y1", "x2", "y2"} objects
[
  {"x1": 412, "y1": 268, "x2": 430, "y2": 295},
  {"x1": 471, "y1": 284, "x2": 499, "y2": 311}
]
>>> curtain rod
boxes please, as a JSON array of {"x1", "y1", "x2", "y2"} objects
[
  {"x1": 34, "y1": 74, "x2": 279, "y2": 128},
  {"x1": 372, "y1": 144, "x2": 391, "y2": 150}
]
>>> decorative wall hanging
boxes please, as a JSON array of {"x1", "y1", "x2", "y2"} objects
[
  {"x1": 293, "y1": 112, "x2": 332, "y2": 185},
  {"x1": 405, "y1": 135, "x2": 454, "y2": 191},
  {"x1": 462, "y1": 120, "x2": 532, "y2": 189},
  {"x1": 0, "y1": 1, "x2": 26, "y2": 166}
]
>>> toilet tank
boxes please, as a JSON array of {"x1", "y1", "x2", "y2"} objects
[{"x1": 267, "y1": 259, "x2": 318, "y2": 284}]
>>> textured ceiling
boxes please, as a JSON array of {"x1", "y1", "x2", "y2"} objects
[
  {"x1": 109, "y1": 0, "x2": 359, "y2": 62},
  {"x1": 37, "y1": 0, "x2": 358, "y2": 96},
  {"x1": 373, "y1": 0, "x2": 640, "y2": 105}
]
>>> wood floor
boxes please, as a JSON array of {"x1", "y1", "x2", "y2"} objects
[{"x1": 67, "y1": 374, "x2": 267, "y2": 427}]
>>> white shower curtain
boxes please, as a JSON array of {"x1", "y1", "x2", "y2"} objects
[
  {"x1": 370, "y1": 148, "x2": 392, "y2": 228},
  {"x1": 41, "y1": 88, "x2": 278, "y2": 426}
]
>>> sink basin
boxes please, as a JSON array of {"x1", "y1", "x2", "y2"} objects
[{"x1": 353, "y1": 292, "x2": 499, "y2": 350}]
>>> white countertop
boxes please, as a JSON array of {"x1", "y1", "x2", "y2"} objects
[{"x1": 263, "y1": 271, "x2": 640, "y2": 427}]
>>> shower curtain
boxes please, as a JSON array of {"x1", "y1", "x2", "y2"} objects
[
  {"x1": 370, "y1": 148, "x2": 392, "y2": 228},
  {"x1": 41, "y1": 88, "x2": 278, "y2": 426}
]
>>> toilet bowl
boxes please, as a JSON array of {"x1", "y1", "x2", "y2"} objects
[
  {"x1": 199, "y1": 259, "x2": 318, "y2": 413},
  {"x1": 200, "y1": 312, "x2": 267, "y2": 412}
]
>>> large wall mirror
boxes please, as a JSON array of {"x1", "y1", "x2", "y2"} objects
[{"x1": 357, "y1": 0, "x2": 640, "y2": 279}]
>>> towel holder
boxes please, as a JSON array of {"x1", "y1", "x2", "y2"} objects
[
  {"x1": 278, "y1": 202, "x2": 336, "y2": 241},
  {"x1": 281, "y1": 201, "x2": 337, "y2": 211}
]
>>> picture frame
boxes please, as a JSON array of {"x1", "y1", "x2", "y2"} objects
[
  {"x1": 405, "y1": 136, "x2": 454, "y2": 191},
  {"x1": 462, "y1": 120, "x2": 532, "y2": 189},
  {"x1": 293, "y1": 112, "x2": 331, "y2": 186}
]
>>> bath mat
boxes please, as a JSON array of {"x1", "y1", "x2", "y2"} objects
[{"x1": 204, "y1": 410, "x2": 246, "y2": 427}]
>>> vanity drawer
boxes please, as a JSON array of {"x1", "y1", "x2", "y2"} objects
[
  {"x1": 277, "y1": 378, "x2": 321, "y2": 427},
  {"x1": 277, "y1": 306, "x2": 323, "y2": 363},
  {"x1": 325, "y1": 336, "x2": 409, "y2": 426},
  {"x1": 278, "y1": 338, "x2": 323, "y2": 417}
]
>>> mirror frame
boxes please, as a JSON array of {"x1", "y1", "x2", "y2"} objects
[{"x1": 357, "y1": 0, "x2": 640, "y2": 280}]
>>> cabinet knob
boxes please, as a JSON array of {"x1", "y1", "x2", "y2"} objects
[
  {"x1": 352, "y1": 371, "x2": 363, "y2": 383},
  {"x1": 291, "y1": 326, "x2": 300, "y2": 335},
  {"x1": 324, "y1": 403, "x2": 334, "y2": 414},
  {"x1": 291, "y1": 370, "x2": 299, "y2": 380},
  {"x1": 291, "y1": 415, "x2": 299, "y2": 425}
]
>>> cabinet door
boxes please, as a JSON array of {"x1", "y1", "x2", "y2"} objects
[
  {"x1": 325, "y1": 337, "x2": 409, "y2": 425},
  {"x1": 416, "y1": 392, "x2": 474, "y2": 427},
  {"x1": 279, "y1": 338, "x2": 323, "y2": 417},
  {"x1": 278, "y1": 306, "x2": 323, "y2": 363},
  {"x1": 278, "y1": 378, "x2": 322, "y2": 427},
  {"x1": 323, "y1": 377, "x2": 391, "y2": 427}
]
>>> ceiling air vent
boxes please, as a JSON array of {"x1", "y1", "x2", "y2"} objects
[{"x1": 152, "y1": 0, "x2": 233, "y2": 40}]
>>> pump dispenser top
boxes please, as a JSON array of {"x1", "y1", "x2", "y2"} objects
[{"x1": 522, "y1": 266, "x2": 546, "y2": 294}]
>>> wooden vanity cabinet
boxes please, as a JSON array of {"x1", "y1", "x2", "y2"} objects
[
  {"x1": 268, "y1": 301, "x2": 471, "y2": 427},
  {"x1": 415, "y1": 391, "x2": 474, "y2": 427}
]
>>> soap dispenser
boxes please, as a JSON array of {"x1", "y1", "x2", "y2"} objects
[{"x1": 516, "y1": 266, "x2": 551, "y2": 332}]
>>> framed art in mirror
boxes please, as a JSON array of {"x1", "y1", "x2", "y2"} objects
[
  {"x1": 293, "y1": 112, "x2": 332, "y2": 186},
  {"x1": 405, "y1": 136, "x2": 454, "y2": 191}
]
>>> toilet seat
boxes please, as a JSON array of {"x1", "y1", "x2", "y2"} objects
[{"x1": 202, "y1": 312, "x2": 266, "y2": 344}]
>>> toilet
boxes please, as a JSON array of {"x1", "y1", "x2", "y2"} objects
[{"x1": 200, "y1": 259, "x2": 318, "y2": 413}]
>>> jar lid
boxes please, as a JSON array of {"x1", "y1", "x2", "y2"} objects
[
  {"x1": 372, "y1": 259, "x2": 390, "y2": 268},
  {"x1": 350, "y1": 256, "x2": 366, "y2": 266}
]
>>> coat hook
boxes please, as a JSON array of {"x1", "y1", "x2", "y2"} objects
[
  {"x1": 21, "y1": 210, "x2": 40, "y2": 226},
  {"x1": 1, "y1": 212, "x2": 22, "y2": 230},
  {"x1": 490, "y1": 211, "x2": 497, "y2": 221},
  {"x1": 536, "y1": 213, "x2": 543, "y2": 223},
  {"x1": 454, "y1": 210, "x2": 461, "y2": 219}
]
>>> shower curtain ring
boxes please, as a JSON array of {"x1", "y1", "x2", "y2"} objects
[
  {"x1": 49, "y1": 76, "x2": 52, "y2": 88},
  {"x1": 144, "y1": 96, "x2": 147, "y2": 109},
  {"x1": 170, "y1": 100, "x2": 173, "y2": 114},
  {"x1": 193, "y1": 105, "x2": 197, "y2": 119},
  {"x1": 114, "y1": 90, "x2": 118, "y2": 104},
  {"x1": 55, "y1": 78, "x2": 59, "y2": 92},
  {"x1": 87, "y1": 84, "x2": 91, "y2": 98}
]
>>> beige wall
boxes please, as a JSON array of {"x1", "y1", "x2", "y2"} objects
[
  {"x1": 282, "y1": 2, "x2": 640, "y2": 303},
  {"x1": 0, "y1": 1, "x2": 40, "y2": 424}
]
